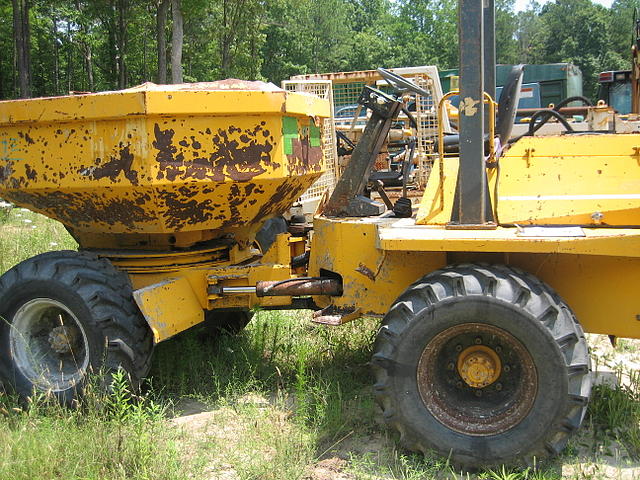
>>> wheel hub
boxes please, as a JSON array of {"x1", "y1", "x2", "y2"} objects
[
  {"x1": 9, "y1": 298, "x2": 89, "y2": 392},
  {"x1": 457, "y1": 345, "x2": 501, "y2": 388},
  {"x1": 416, "y1": 322, "x2": 537, "y2": 436},
  {"x1": 48, "y1": 325, "x2": 80, "y2": 354}
]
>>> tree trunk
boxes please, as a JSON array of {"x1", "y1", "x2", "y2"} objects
[
  {"x1": 12, "y1": 0, "x2": 30, "y2": 98},
  {"x1": 86, "y1": 45, "x2": 94, "y2": 91},
  {"x1": 221, "y1": 0, "x2": 231, "y2": 77},
  {"x1": 75, "y1": 0, "x2": 94, "y2": 92},
  {"x1": 66, "y1": 21, "x2": 72, "y2": 92},
  {"x1": 117, "y1": 0, "x2": 127, "y2": 89},
  {"x1": 23, "y1": 0, "x2": 30, "y2": 89},
  {"x1": 52, "y1": 11, "x2": 59, "y2": 95},
  {"x1": 171, "y1": 0, "x2": 183, "y2": 83},
  {"x1": 156, "y1": 0, "x2": 168, "y2": 83}
]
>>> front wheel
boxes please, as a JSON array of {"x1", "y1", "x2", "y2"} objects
[
  {"x1": 372, "y1": 264, "x2": 591, "y2": 468},
  {"x1": 0, "y1": 251, "x2": 154, "y2": 404}
]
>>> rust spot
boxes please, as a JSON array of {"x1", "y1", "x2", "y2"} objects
[
  {"x1": 244, "y1": 183, "x2": 256, "y2": 196},
  {"x1": 153, "y1": 124, "x2": 180, "y2": 167},
  {"x1": 24, "y1": 164, "x2": 37, "y2": 181},
  {"x1": 158, "y1": 189, "x2": 215, "y2": 230},
  {"x1": 222, "y1": 183, "x2": 245, "y2": 227},
  {"x1": 82, "y1": 143, "x2": 138, "y2": 185},
  {"x1": 17, "y1": 131, "x2": 35, "y2": 145},
  {"x1": 153, "y1": 123, "x2": 280, "y2": 183},
  {"x1": 0, "y1": 164, "x2": 13, "y2": 183},
  {"x1": 356, "y1": 263, "x2": 376, "y2": 281},
  {"x1": 253, "y1": 178, "x2": 309, "y2": 223},
  {"x1": 287, "y1": 128, "x2": 323, "y2": 176},
  {"x1": 5, "y1": 190, "x2": 154, "y2": 229}
]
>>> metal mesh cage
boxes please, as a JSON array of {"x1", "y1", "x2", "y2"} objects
[
  {"x1": 291, "y1": 67, "x2": 449, "y2": 189},
  {"x1": 281, "y1": 80, "x2": 339, "y2": 212},
  {"x1": 414, "y1": 74, "x2": 439, "y2": 187}
]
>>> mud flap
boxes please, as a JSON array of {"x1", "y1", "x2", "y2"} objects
[{"x1": 133, "y1": 277, "x2": 204, "y2": 343}]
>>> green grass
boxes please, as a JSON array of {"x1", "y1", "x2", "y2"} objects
[
  {"x1": 1, "y1": 210, "x2": 640, "y2": 479},
  {"x1": 0, "y1": 206, "x2": 77, "y2": 273},
  {"x1": 0, "y1": 370, "x2": 188, "y2": 480},
  {"x1": 586, "y1": 371, "x2": 640, "y2": 460}
]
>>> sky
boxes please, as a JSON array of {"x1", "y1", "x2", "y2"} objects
[{"x1": 514, "y1": 0, "x2": 615, "y2": 12}]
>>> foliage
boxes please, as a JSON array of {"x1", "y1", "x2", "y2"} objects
[
  {"x1": 534, "y1": 0, "x2": 629, "y2": 98},
  {"x1": 587, "y1": 373, "x2": 640, "y2": 459},
  {"x1": 0, "y1": 0, "x2": 637, "y2": 99}
]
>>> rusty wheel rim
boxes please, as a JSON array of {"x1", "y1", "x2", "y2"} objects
[
  {"x1": 417, "y1": 323, "x2": 537, "y2": 436},
  {"x1": 10, "y1": 298, "x2": 89, "y2": 392}
]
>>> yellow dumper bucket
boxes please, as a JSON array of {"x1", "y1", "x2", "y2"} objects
[{"x1": 0, "y1": 80, "x2": 329, "y2": 249}]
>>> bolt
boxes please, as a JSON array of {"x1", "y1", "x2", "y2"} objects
[
  {"x1": 495, "y1": 383, "x2": 503, "y2": 391},
  {"x1": 455, "y1": 344, "x2": 463, "y2": 352},
  {"x1": 456, "y1": 381, "x2": 463, "y2": 388},
  {"x1": 504, "y1": 365, "x2": 511, "y2": 372},
  {"x1": 474, "y1": 389, "x2": 482, "y2": 397},
  {"x1": 591, "y1": 211, "x2": 604, "y2": 223},
  {"x1": 495, "y1": 345, "x2": 502, "y2": 353},
  {"x1": 474, "y1": 336, "x2": 482, "y2": 345},
  {"x1": 447, "y1": 362, "x2": 455, "y2": 371}
]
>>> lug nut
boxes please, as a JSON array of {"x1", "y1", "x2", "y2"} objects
[
  {"x1": 504, "y1": 365, "x2": 511, "y2": 372},
  {"x1": 447, "y1": 362, "x2": 455, "y2": 370},
  {"x1": 495, "y1": 345, "x2": 502, "y2": 353},
  {"x1": 495, "y1": 383, "x2": 503, "y2": 391},
  {"x1": 474, "y1": 389, "x2": 482, "y2": 397},
  {"x1": 456, "y1": 381, "x2": 463, "y2": 388},
  {"x1": 474, "y1": 336, "x2": 482, "y2": 345},
  {"x1": 455, "y1": 344, "x2": 463, "y2": 352}
]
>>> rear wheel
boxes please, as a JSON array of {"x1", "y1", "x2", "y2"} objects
[
  {"x1": 372, "y1": 264, "x2": 591, "y2": 468},
  {"x1": 0, "y1": 251, "x2": 153, "y2": 404}
]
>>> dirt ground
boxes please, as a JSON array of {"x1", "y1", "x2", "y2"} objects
[{"x1": 168, "y1": 334, "x2": 640, "y2": 480}]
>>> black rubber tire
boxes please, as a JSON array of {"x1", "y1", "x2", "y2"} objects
[
  {"x1": 0, "y1": 250, "x2": 153, "y2": 404},
  {"x1": 203, "y1": 310, "x2": 253, "y2": 337},
  {"x1": 372, "y1": 264, "x2": 592, "y2": 468}
]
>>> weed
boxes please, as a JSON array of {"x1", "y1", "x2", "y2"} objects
[
  {"x1": 0, "y1": 209, "x2": 76, "y2": 274},
  {"x1": 2, "y1": 213, "x2": 640, "y2": 479},
  {"x1": 0, "y1": 203, "x2": 11, "y2": 225},
  {"x1": 586, "y1": 367, "x2": 640, "y2": 459},
  {"x1": 615, "y1": 338, "x2": 639, "y2": 354},
  {"x1": 0, "y1": 371, "x2": 187, "y2": 479},
  {"x1": 478, "y1": 465, "x2": 560, "y2": 480}
]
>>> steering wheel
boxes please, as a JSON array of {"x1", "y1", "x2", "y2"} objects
[{"x1": 377, "y1": 67, "x2": 431, "y2": 97}]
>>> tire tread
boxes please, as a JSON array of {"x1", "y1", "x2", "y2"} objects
[{"x1": 372, "y1": 263, "x2": 592, "y2": 468}]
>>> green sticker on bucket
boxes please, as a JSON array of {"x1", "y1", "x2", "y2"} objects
[
  {"x1": 309, "y1": 122, "x2": 321, "y2": 147},
  {"x1": 282, "y1": 117, "x2": 299, "y2": 155}
]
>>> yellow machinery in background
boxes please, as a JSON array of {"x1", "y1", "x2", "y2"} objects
[{"x1": 1, "y1": 1, "x2": 640, "y2": 471}]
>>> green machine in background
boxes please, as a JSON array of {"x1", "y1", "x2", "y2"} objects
[{"x1": 440, "y1": 62, "x2": 583, "y2": 107}]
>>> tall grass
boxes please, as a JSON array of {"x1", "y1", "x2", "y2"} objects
[
  {"x1": 0, "y1": 370, "x2": 188, "y2": 480},
  {"x1": 0, "y1": 207, "x2": 76, "y2": 274},
  {"x1": 587, "y1": 369, "x2": 640, "y2": 459},
  {"x1": 152, "y1": 310, "x2": 377, "y2": 439},
  {"x1": 152, "y1": 310, "x2": 392, "y2": 479},
  {"x1": 1, "y1": 210, "x2": 640, "y2": 479}
]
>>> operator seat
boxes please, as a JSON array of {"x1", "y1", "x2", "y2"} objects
[
  {"x1": 495, "y1": 64, "x2": 524, "y2": 147},
  {"x1": 440, "y1": 64, "x2": 525, "y2": 154}
]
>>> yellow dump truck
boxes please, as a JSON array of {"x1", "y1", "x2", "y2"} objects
[{"x1": 2, "y1": 3, "x2": 640, "y2": 470}]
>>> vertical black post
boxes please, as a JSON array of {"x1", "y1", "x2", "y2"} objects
[
  {"x1": 451, "y1": 0, "x2": 493, "y2": 225},
  {"x1": 484, "y1": 0, "x2": 496, "y2": 101}
]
